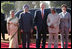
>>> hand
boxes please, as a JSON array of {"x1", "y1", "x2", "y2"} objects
[
  {"x1": 59, "y1": 29, "x2": 61, "y2": 33},
  {"x1": 21, "y1": 29, "x2": 23, "y2": 32},
  {"x1": 8, "y1": 33, "x2": 10, "y2": 35},
  {"x1": 31, "y1": 29, "x2": 33, "y2": 33},
  {"x1": 69, "y1": 28, "x2": 71, "y2": 32},
  {"x1": 14, "y1": 24, "x2": 18, "y2": 26},
  {"x1": 9, "y1": 21, "x2": 13, "y2": 24},
  {"x1": 50, "y1": 24, "x2": 54, "y2": 28},
  {"x1": 34, "y1": 26, "x2": 37, "y2": 30}
]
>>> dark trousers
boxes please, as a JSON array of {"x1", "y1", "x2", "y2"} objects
[
  {"x1": 36, "y1": 26, "x2": 47, "y2": 48},
  {"x1": 2, "y1": 32, "x2": 5, "y2": 40},
  {"x1": 21, "y1": 31, "x2": 31, "y2": 48},
  {"x1": 18, "y1": 28, "x2": 21, "y2": 45},
  {"x1": 1, "y1": 23, "x2": 5, "y2": 40}
]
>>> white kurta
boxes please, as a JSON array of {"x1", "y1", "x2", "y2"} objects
[{"x1": 47, "y1": 13, "x2": 60, "y2": 33}]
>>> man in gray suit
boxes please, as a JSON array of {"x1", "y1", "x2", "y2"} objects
[
  {"x1": 59, "y1": 4, "x2": 71, "y2": 48},
  {"x1": 19, "y1": 4, "x2": 33, "y2": 48}
]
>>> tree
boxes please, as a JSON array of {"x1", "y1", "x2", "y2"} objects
[
  {"x1": 1, "y1": 1, "x2": 15, "y2": 17},
  {"x1": 15, "y1": 1, "x2": 40, "y2": 11},
  {"x1": 50, "y1": 1, "x2": 71, "y2": 8},
  {"x1": 40, "y1": 1, "x2": 49, "y2": 8}
]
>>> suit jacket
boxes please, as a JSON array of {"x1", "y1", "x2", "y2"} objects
[
  {"x1": 34, "y1": 9, "x2": 48, "y2": 31},
  {"x1": 19, "y1": 12, "x2": 34, "y2": 32},
  {"x1": 1, "y1": 13, "x2": 5, "y2": 33},
  {"x1": 47, "y1": 13, "x2": 60, "y2": 33},
  {"x1": 1, "y1": 13, "x2": 5, "y2": 23},
  {"x1": 59, "y1": 12, "x2": 71, "y2": 30},
  {"x1": 15, "y1": 10, "x2": 23, "y2": 18}
]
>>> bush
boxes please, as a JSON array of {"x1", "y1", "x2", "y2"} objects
[{"x1": 1, "y1": 2, "x2": 15, "y2": 16}]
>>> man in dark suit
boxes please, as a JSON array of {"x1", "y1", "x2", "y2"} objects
[
  {"x1": 19, "y1": 4, "x2": 33, "y2": 48},
  {"x1": 1, "y1": 13, "x2": 5, "y2": 40},
  {"x1": 34, "y1": 3, "x2": 48, "y2": 48}
]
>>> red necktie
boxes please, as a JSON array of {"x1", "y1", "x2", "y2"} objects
[{"x1": 42, "y1": 10, "x2": 44, "y2": 19}]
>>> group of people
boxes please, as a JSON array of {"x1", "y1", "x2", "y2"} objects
[{"x1": 6, "y1": 3, "x2": 71, "y2": 48}]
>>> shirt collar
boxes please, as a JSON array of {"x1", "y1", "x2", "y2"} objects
[
  {"x1": 23, "y1": 11, "x2": 30, "y2": 14},
  {"x1": 40, "y1": 9, "x2": 44, "y2": 14},
  {"x1": 62, "y1": 11, "x2": 67, "y2": 15},
  {"x1": 40, "y1": 9, "x2": 44, "y2": 12}
]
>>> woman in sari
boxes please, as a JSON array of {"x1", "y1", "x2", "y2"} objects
[{"x1": 7, "y1": 10, "x2": 19, "y2": 48}]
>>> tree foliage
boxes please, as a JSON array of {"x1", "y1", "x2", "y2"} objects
[
  {"x1": 50, "y1": 1, "x2": 71, "y2": 8},
  {"x1": 15, "y1": 1, "x2": 40, "y2": 11},
  {"x1": 1, "y1": 1, "x2": 15, "y2": 15}
]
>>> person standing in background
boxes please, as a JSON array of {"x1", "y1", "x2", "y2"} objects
[{"x1": 1, "y1": 13, "x2": 5, "y2": 40}]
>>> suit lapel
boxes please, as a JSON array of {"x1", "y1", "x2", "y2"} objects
[
  {"x1": 39, "y1": 10, "x2": 43, "y2": 19},
  {"x1": 43, "y1": 9, "x2": 45, "y2": 18},
  {"x1": 64, "y1": 12, "x2": 68, "y2": 18}
]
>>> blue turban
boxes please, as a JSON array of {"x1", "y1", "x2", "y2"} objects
[{"x1": 23, "y1": 4, "x2": 29, "y2": 9}]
